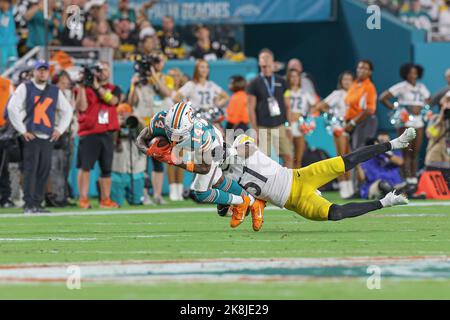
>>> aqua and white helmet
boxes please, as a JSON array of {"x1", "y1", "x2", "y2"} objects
[{"x1": 165, "y1": 101, "x2": 194, "y2": 143}]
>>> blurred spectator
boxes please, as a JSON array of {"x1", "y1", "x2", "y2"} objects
[
  {"x1": 94, "y1": 19, "x2": 120, "y2": 49},
  {"x1": 137, "y1": 31, "x2": 159, "y2": 57},
  {"x1": 157, "y1": 15, "x2": 185, "y2": 59},
  {"x1": 285, "y1": 68, "x2": 318, "y2": 168},
  {"x1": 174, "y1": 59, "x2": 229, "y2": 110},
  {"x1": 0, "y1": 75, "x2": 15, "y2": 208},
  {"x1": 359, "y1": 132, "x2": 405, "y2": 199},
  {"x1": 45, "y1": 70, "x2": 75, "y2": 207},
  {"x1": 74, "y1": 61, "x2": 122, "y2": 209},
  {"x1": 0, "y1": 0, "x2": 18, "y2": 72},
  {"x1": 425, "y1": 93, "x2": 450, "y2": 187},
  {"x1": 128, "y1": 52, "x2": 172, "y2": 205},
  {"x1": 438, "y1": 1, "x2": 450, "y2": 40},
  {"x1": 418, "y1": 0, "x2": 442, "y2": 21},
  {"x1": 111, "y1": 0, "x2": 136, "y2": 31},
  {"x1": 344, "y1": 60, "x2": 378, "y2": 150},
  {"x1": 380, "y1": 63, "x2": 430, "y2": 186},
  {"x1": 23, "y1": 0, "x2": 59, "y2": 48},
  {"x1": 190, "y1": 25, "x2": 229, "y2": 61},
  {"x1": 286, "y1": 58, "x2": 318, "y2": 98},
  {"x1": 400, "y1": 0, "x2": 433, "y2": 31},
  {"x1": 316, "y1": 71, "x2": 354, "y2": 199},
  {"x1": 430, "y1": 68, "x2": 450, "y2": 107},
  {"x1": 114, "y1": 16, "x2": 139, "y2": 59},
  {"x1": 247, "y1": 48, "x2": 293, "y2": 168},
  {"x1": 7, "y1": 60, "x2": 73, "y2": 213},
  {"x1": 226, "y1": 75, "x2": 249, "y2": 131},
  {"x1": 166, "y1": 67, "x2": 186, "y2": 201}
]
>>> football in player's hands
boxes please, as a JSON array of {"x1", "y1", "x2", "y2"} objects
[
  {"x1": 146, "y1": 136, "x2": 172, "y2": 157},
  {"x1": 149, "y1": 136, "x2": 170, "y2": 148}
]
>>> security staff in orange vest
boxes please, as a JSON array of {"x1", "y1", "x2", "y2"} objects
[{"x1": 7, "y1": 60, "x2": 73, "y2": 213}]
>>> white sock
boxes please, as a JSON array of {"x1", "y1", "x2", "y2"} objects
[
  {"x1": 346, "y1": 180, "x2": 354, "y2": 197},
  {"x1": 230, "y1": 194, "x2": 244, "y2": 205},
  {"x1": 380, "y1": 195, "x2": 390, "y2": 207},
  {"x1": 169, "y1": 184, "x2": 177, "y2": 200},
  {"x1": 339, "y1": 181, "x2": 348, "y2": 198},
  {"x1": 176, "y1": 183, "x2": 184, "y2": 200}
]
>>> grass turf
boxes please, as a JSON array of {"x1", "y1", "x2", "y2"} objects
[{"x1": 0, "y1": 192, "x2": 449, "y2": 299}]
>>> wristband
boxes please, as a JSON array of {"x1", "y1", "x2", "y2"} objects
[
  {"x1": 186, "y1": 161, "x2": 195, "y2": 172},
  {"x1": 103, "y1": 90, "x2": 113, "y2": 103}
]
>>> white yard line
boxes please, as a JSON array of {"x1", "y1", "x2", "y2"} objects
[
  {"x1": 0, "y1": 256, "x2": 448, "y2": 284},
  {"x1": 0, "y1": 238, "x2": 97, "y2": 242},
  {"x1": 0, "y1": 201, "x2": 448, "y2": 219}
]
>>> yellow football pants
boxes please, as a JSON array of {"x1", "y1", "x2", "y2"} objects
[{"x1": 284, "y1": 156, "x2": 346, "y2": 221}]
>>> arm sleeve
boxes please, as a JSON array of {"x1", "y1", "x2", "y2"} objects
[
  {"x1": 55, "y1": 90, "x2": 73, "y2": 134},
  {"x1": 6, "y1": 84, "x2": 27, "y2": 135}
]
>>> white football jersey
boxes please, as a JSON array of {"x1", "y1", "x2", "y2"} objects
[
  {"x1": 178, "y1": 80, "x2": 223, "y2": 110},
  {"x1": 222, "y1": 137, "x2": 293, "y2": 207},
  {"x1": 285, "y1": 88, "x2": 316, "y2": 115},
  {"x1": 388, "y1": 81, "x2": 430, "y2": 107}
]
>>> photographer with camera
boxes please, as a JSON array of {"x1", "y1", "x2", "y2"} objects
[
  {"x1": 425, "y1": 92, "x2": 450, "y2": 188},
  {"x1": 75, "y1": 61, "x2": 123, "y2": 209},
  {"x1": 128, "y1": 52, "x2": 173, "y2": 204},
  {"x1": 110, "y1": 103, "x2": 148, "y2": 206}
]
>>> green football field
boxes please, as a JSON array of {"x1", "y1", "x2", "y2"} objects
[{"x1": 0, "y1": 193, "x2": 449, "y2": 300}]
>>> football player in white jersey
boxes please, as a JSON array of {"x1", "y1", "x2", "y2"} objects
[
  {"x1": 136, "y1": 101, "x2": 266, "y2": 231},
  {"x1": 315, "y1": 71, "x2": 354, "y2": 199},
  {"x1": 219, "y1": 129, "x2": 417, "y2": 230},
  {"x1": 380, "y1": 63, "x2": 431, "y2": 186},
  {"x1": 174, "y1": 59, "x2": 229, "y2": 111}
]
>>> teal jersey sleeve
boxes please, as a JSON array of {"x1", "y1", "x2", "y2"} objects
[{"x1": 149, "y1": 111, "x2": 168, "y2": 139}]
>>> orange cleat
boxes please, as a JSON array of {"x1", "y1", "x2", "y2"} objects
[
  {"x1": 99, "y1": 198, "x2": 120, "y2": 209},
  {"x1": 250, "y1": 199, "x2": 266, "y2": 231},
  {"x1": 78, "y1": 197, "x2": 92, "y2": 209},
  {"x1": 230, "y1": 195, "x2": 251, "y2": 228}
]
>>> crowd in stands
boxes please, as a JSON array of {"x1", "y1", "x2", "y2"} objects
[
  {"x1": 0, "y1": 0, "x2": 244, "y2": 72},
  {"x1": 365, "y1": 0, "x2": 450, "y2": 40}
]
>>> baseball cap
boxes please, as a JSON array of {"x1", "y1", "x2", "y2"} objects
[
  {"x1": 139, "y1": 26, "x2": 156, "y2": 40},
  {"x1": 84, "y1": 0, "x2": 105, "y2": 12},
  {"x1": 34, "y1": 60, "x2": 49, "y2": 70}
]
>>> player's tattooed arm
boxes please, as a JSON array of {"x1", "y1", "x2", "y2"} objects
[
  {"x1": 174, "y1": 149, "x2": 212, "y2": 174},
  {"x1": 136, "y1": 127, "x2": 153, "y2": 154}
]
